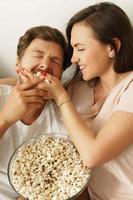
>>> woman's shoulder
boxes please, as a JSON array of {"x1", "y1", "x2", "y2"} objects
[
  {"x1": 117, "y1": 72, "x2": 133, "y2": 94},
  {"x1": 113, "y1": 72, "x2": 133, "y2": 113}
]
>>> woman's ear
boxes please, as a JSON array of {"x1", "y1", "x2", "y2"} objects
[
  {"x1": 113, "y1": 37, "x2": 121, "y2": 53},
  {"x1": 108, "y1": 50, "x2": 115, "y2": 58},
  {"x1": 108, "y1": 38, "x2": 121, "y2": 58}
]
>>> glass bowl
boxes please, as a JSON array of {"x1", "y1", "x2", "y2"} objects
[{"x1": 8, "y1": 133, "x2": 91, "y2": 200}]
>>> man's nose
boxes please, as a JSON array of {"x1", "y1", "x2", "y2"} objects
[{"x1": 38, "y1": 56, "x2": 51, "y2": 71}]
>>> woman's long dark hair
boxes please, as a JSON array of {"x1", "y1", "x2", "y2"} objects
[{"x1": 66, "y1": 2, "x2": 133, "y2": 75}]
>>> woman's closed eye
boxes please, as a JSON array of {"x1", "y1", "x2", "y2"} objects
[
  {"x1": 77, "y1": 48, "x2": 85, "y2": 51},
  {"x1": 73, "y1": 44, "x2": 85, "y2": 52}
]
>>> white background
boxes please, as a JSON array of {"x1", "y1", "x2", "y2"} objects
[{"x1": 0, "y1": 0, "x2": 133, "y2": 77}]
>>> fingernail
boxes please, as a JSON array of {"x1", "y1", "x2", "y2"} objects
[
  {"x1": 21, "y1": 67, "x2": 24, "y2": 71},
  {"x1": 16, "y1": 67, "x2": 20, "y2": 73},
  {"x1": 45, "y1": 79, "x2": 51, "y2": 84},
  {"x1": 41, "y1": 72, "x2": 47, "y2": 76},
  {"x1": 24, "y1": 68, "x2": 30, "y2": 72},
  {"x1": 40, "y1": 74, "x2": 46, "y2": 80},
  {"x1": 31, "y1": 76, "x2": 36, "y2": 80}
]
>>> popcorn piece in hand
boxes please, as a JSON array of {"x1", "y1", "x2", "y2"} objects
[
  {"x1": 33, "y1": 71, "x2": 42, "y2": 77},
  {"x1": 33, "y1": 71, "x2": 51, "y2": 84}
]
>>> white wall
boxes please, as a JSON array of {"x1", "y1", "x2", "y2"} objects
[{"x1": 0, "y1": 0, "x2": 133, "y2": 77}]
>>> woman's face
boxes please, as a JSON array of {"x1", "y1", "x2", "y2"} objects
[
  {"x1": 70, "y1": 22, "x2": 113, "y2": 81},
  {"x1": 17, "y1": 38, "x2": 64, "y2": 80}
]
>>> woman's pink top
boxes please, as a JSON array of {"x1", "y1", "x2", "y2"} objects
[{"x1": 68, "y1": 72, "x2": 133, "y2": 200}]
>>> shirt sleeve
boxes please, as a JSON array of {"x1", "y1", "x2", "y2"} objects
[
  {"x1": 0, "y1": 172, "x2": 18, "y2": 200},
  {"x1": 0, "y1": 85, "x2": 12, "y2": 109},
  {"x1": 114, "y1": 81, "x2": 133, "y2": 113}
]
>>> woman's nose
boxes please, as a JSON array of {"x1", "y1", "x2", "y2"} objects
[{"x1": 71, "y1": 53, "x2": 79, "y2": 64}]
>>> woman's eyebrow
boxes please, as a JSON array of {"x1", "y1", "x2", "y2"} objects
[{"x1": 73, "y1": 43, "x2": 84, "y2": 48}]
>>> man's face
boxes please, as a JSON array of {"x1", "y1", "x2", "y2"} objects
[
  {"x1": 16, "y1": 38, "x2": 65, "y2": 124},
  {"x1": 17, "y1": 38, "x2": 64, "y2": 80}
]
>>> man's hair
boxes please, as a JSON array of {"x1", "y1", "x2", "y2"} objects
[
  {"x1": 17, "y1": 26, "x2": 70, "y2": 70},
  {"x1": 66, "y1": 2, "x2": 133, "y2": 73}
]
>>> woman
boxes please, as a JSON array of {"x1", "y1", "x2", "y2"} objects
[{"x1": 33, "y1": 2, "x2": 133, "y2": 199}]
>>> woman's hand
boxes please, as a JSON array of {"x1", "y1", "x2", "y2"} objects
[
  {"x1": 17, "y1": 197, "x2": 23, "y2": 200},
  {"x1": 37, "y1": 73, "x2": 70, "y2": 106},
  {"x1": 17, "y1": 68, "x2": 70, "y2": 106},
  {"x1": 18, "y1": 68, "x2": 70, "y2": 105}
]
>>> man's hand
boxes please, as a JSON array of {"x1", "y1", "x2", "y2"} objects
[
  {"x1": 1, "y1": 79, "x2": 46, "y2": 126},
  {"x1": 16, "y1": 67, "x2": 50, "y2": 124}
]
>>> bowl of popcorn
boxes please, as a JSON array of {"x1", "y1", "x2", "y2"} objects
[{"x1": 8, "y1": 133, "x2": 91, "y2": 200}]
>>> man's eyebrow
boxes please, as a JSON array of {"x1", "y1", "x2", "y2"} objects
[
  {"x1": 52, "y1": 56, "x2": 63, "y2": 63},
  {"x1": 32, "y1": 50, "x2": 62, "y2": 62},
  {"x1": 32, "y1": 49, "x2": 44, "y2": 54}
]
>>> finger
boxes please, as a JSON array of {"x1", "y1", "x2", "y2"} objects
[
  {"x1": 16, "y1": 78, "x2": 21, "y2": 85},
  {"x1": 42, "y1": 92, "x2": 52, "y2": 99},
  {"x1": 36, "y1": 81, "x2": 50, "y2": 91},
  {"x1": 17, "y1": 75, "x2": 26, "y2": 84},
  {"x1": 23, "y1": 68, "x2": 36, "y2": 80},
  {"x1": 15, "y1": 78, "x2": 42, "y2": 91},
  {"x1": 16, "y1": 66, "x2": 23, "y2": 84},
  {"x1": 23, "y1": 68, "x2": 46, "y2": 83},
  {"x1": 43, "y1": 73, "x2": 53, "y2": 81},
  {"x1": 23, "y1": 88, "x2": 48, "y2": 97},
  {"x1": 19, "y1": 70, "x2": 30, "y2": 83},
  {"x1": 37, "y1": 77, "x2": 56, "y2": 89},
  {"x1": 23, "y1": 68, "x2": 46, "y2": 85},
  {"x1": 16, "y1": 66, "x2": 21, "y2": 74},
  {"x1": 17, "y1": 197, "x2": 23, "y2": 200},
  {"x1": 23, "y1": 96, "x2": 45, "y2": 105}
]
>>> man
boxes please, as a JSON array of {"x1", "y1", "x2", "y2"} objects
[
  {"x1": 0, "y1": 25, "x2": 70, "y2": 200},
  {"x1": 0, "y1": 25, "x2": 89, "y2": 200}
]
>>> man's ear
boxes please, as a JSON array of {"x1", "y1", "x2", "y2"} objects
[
  {"x1": 15, "y1": 56, "x2": 21, "y2": 73},
  {"x1": 16, "y1": 56, "x2": 20, "y2": 66}
]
